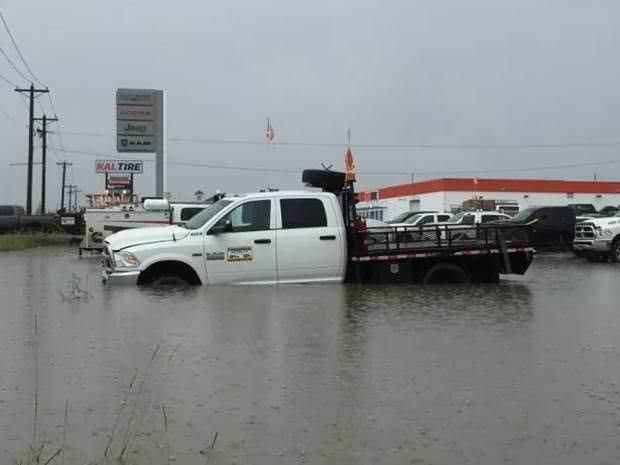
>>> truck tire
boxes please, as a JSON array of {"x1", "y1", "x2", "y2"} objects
[
  {"x1": 137, "y1": 261, "x2": 201, "y2": 286},
  {"x1": 610, "y1": 238, "x2": 620, "y2": 263},
  {"x1": 423, "y1": 262, "x2": 470, "y2": 284},
  {"x1": 301, "y1": 169, "x2": 346, "y2": 192}
]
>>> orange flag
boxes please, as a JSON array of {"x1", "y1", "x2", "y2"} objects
[{"x1": 345, "y1": 146, "x2": 356, "y2": 182}]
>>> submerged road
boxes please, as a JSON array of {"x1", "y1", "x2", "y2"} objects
[{"x1": 0, "y1": 248, "x2": 619, "y2": 464}]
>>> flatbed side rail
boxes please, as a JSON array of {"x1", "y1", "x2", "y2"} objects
[{"x1": 349, "y1": 223, "x2": 533, "y2": 257}]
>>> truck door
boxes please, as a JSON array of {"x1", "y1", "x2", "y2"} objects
[
  {"x1": 203, "y1": 199, "x2": 276, "y2": 284},
  {"x1": 276, "y1": 197, "x2": 344, "y2": 283}
]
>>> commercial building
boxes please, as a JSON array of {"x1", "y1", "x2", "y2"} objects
[{"x1": 356, "y1": 178, "x2": 620, "y2": 222}]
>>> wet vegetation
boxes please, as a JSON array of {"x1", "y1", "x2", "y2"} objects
[{"x1": 0, "y1": 233, "x2": 70, "y2": 251}]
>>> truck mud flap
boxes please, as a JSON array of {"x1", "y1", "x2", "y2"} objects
[{"x1": 504, "y1": 251, "x2": 534, "y2": 275}]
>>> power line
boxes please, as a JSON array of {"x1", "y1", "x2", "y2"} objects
[
  {"x1": 0, "y1": 45, "x2": 29, "y2": 81},
  {"x1": 45, "y1": 93, "x2": 67, "y2": 157},
  {"x1": 58, "y1": 131, "x2": 620, "y2": 150},
  {"x1": 61, "y1": 130, "x2": 108, "y2": 137},
  {"x1": 169, "y1": 136, "x2": 620, "y2": 150},
  {"x1": 0, "y1": 71, "x2": 18, "y2": 87},
  {"x1": 48, "y1": 145, "x2": 620, "y2": 176},
  {"x1": 0, "y1": 11, "x2": 45, "y2": 86}
]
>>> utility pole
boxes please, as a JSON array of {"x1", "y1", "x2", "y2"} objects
[
  {"x1": 66, "y1": 184, "x2": 76, "y2": 211},
  {"x1": 15, "y1": 84, "x2": 50, "y2": 215},
  {"x1": 73, "y1": 187, "x2": 81, "y2": 211},
  {"x1": 56, "y1": 162, "x2": 72, "y2": 211},
  {"x1": 34, "y1": 114, "x2": 58, "y2": 214}
]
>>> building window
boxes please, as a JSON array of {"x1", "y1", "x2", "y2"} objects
[{"x1": 370, "y1": 191, "x2": 379, "y2": 201}]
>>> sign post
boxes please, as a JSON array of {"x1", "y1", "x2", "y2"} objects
[{"x1": 116, "y1": 89, "x2": 165, "y2": 196}]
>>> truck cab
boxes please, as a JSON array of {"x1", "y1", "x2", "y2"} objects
[{"x1": 102, "y1": 191, "x2": 347, "y2": 285}]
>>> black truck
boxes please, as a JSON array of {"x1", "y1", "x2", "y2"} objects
[
  {"x1": 495, "y1": 206, "x2": 575, "y2": 249},
  {"x1": 0, "y1": 205, "x2": 59, "y2": 232}
]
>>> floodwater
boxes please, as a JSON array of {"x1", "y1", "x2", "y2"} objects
[{"x1": 1, "y1": 249, "x2": 619, "y2": 465}]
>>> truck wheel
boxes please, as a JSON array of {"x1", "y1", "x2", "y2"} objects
[
  {"x1": 137, "y1": 261, "x2": 201, "y2": 286},
  {"x1": 301, "y1": 169, "x2": 346, "y2": 192},
  {"x1": 423, "y1": 262, "x2": 470, "y2": 284},
  {"x1": 610, "y1": 238, "x2": 620, "y2": 263}
]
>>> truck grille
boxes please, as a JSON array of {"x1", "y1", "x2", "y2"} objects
[
  {"x1": 575, "y1": 223, "x2": 595, "y2": 239},
  {"x1": 102, "y1": 243, "x2": 114, "y2": 269}
]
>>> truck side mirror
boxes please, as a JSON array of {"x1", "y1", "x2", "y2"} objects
[{"x1": 209, "y1": 219, "x2": 232, "y2": 235}]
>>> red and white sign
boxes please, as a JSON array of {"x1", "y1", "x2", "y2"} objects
[
  {"x1": 96, "y1": 159, "x2": 144, "y2": 174},
  {"x1": 107, "y1": 174, "x2": 132, "y2": 187}
]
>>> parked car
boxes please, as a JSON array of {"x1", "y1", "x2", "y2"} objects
[
  {"x1": 497, "y1": 206, "x2": 575, "y2": 248},
  {"x1": 441, "y1": 211, "x2": 510, "y2": 226},
  {"x1": 0, "y1": 205, "x2": 59, "y2": 232},
  {"x1": 573, "y1": 210, "x2": 620, "y2": 262},
  {"x1": 386, "y1": 210, "x2": 437, "y2": 224},
  {"x1": 435, "y1": 211, "x2": 511, "y2": 240},
  {"x1": 391, "y1": 212, "x2": 453, "y2": 242},
  {"x1": 394, "y1": 212, "x2": 453, "y2": 227}
]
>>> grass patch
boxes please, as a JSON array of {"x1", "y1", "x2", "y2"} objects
[{"x1": 0, "y1": 233, "x2": 71, "y2": 251}]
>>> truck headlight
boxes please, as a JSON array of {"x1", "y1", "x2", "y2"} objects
[
  {"x1": 114, "y1": 251, "x2": 141, "y2": 268},
  {"x1": 594, "y1": 226, "x2": 603, "y2": 236}
]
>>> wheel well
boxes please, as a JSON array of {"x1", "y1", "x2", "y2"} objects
[
  {"x1": 423, "y1": 262, "x2": 470, "y2": 284},
  {"x1": 137, "y1": 260, "x2": 201, "y2": 285}
]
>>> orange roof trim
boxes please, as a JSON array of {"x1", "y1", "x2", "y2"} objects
[{"x1": 359, "y1": 178, "x2": 620, "y2": 200}]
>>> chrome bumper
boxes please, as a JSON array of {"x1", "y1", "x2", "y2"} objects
[
  {"x1": 573, "y1": 239, "x2": 611, "y2": 252},
  {"x1": 101, "y1": 268, "x2": 140, "y2": 284}
]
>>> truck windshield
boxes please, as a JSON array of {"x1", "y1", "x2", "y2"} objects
[
  {"x1": 387, "y1": 212, "x2": 412, "y2": 223},
  {"x1": 184, "y1": 200, "x2": 233, "y2": 230},
  {"x1": 404, "y1": 213, "x2": 424, "y2": 224}
]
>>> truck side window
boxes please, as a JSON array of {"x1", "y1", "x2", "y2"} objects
[
  {"x1": 281, "y1": 199, "x2": 327, "y2": 229},
  {"x1": 219, "y1": 200, "x2": 271, "y2": 232},
  {"x1": 180, "y1": 207, "x2": 204, "y2": 221},
  {"x1": 417, "y1": 215, "x2": 433, "y2": 225},
  {"x1": 462, "y1": 214, "x2": 475, "y2": 225}
]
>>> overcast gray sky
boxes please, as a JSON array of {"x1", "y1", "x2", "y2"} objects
[{"x1": 1, "y1": 0, "x2": 619, "y2": 209}]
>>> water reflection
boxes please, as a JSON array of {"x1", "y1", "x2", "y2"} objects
[{"x1": 0, "y1": 249, "x2": 619, "y2": 464}]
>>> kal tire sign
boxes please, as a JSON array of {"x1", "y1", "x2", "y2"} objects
[{"x1": 96, "y1": 159, "x2": 144, "y2": 174}]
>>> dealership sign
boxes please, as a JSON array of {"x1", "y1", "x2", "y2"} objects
[
  {"x1": 96, "y1": 159, "x2": 144, "y2": 174},
  {"x1": 116, "y1": 89, "x2": 163, "y2": 153}
]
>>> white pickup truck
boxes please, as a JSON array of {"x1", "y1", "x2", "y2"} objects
[
  {"x1": 573, "y1": 213, "x2": 620, "y2": 262},
  {"x1": 102, "y1": 170, "x2": 535, "y2": 286},
  {"x1": 102, "y1": 191, "x2": 347, "y2": 285}
]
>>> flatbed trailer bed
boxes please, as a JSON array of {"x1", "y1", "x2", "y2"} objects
[{"x1": 347, "y1": 223, "x2": 534, "y2": 284}]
